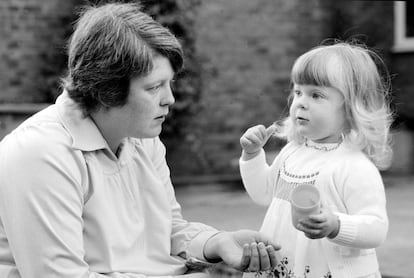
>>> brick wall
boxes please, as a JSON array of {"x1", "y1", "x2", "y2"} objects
[
  {"x1": 0, "y1": 0, "x2": 79, "y2": 103},
  {"x1": 1, "y1": 0, "x2": 412, "y2": 177},
  {"x1": 166, "y1": 0, "x2": 414, "y2": 177},
  {"x1": 166, "y1": 0, "x2": 334, "y2": 176},
  {"x1": 0, "y1": 0, "x2": 79, "y2": 140}
]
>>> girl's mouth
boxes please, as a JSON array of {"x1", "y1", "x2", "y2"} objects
[{"x1": 296, "y1": 116, "x2": 309, "y2": 124}]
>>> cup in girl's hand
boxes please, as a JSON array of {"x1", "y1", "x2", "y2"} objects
[{"x1": 290, "y1": 184, "x2": 321, "y2": 229}]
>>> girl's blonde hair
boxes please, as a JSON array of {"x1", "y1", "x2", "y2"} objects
[{"x1": 276, "y1": 41, "x2": 393, "y2": 169}]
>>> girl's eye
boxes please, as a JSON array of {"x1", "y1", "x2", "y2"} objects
[
  {"x1": 312, "y1": 92, "x2": 322, "y2": 99},
  {"x1": 293, "y1": 90, "x2": 301, "y2": 96}
]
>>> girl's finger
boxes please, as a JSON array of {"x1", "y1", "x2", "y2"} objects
[
  {"x1": 266, "y1": 245, "x2": 278, "y2": 269},
  {"x1": 258, "y1": 242, "x2": 271, "y2": 271},
  {"x1": 301, "y1": 219, "x2": 325, "y2": 230},
  {"x1": 245, "y1": 133, "x2": 262, "y2": 145},
  {"x1": 304, "y1": 231, "x2": 322, "y2": 239},
  {"x1": 240, "y1": 243, "x2": 251, "y2": 271},
  {"x1": 247, "y1": 243, "x2": 259, "y2": 272},
  {"x1": 308, "y1": 214, "x2": 326, "y2": 223},
  {"x1": 265, "y1": 125, "x2": 277, "y2": 138}
]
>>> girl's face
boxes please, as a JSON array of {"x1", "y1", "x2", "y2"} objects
[{"x1": 289, "y1": 84, "x2": 347, "y2": 143}]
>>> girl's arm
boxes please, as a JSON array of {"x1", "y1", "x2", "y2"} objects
[
  {"x1": 239, "y1": 149, "x2": 273, "y2": 206},
  {"x1": 329, "y1": 155, "x2": 388, "y2": 249},
  {"x1": 239, "y1": 143, "x2": 292, "y2": 206}
]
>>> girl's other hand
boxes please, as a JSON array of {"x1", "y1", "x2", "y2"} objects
[
  {"x1": 295, "y1": 207, "x2": 340, "y2": 239},
  {"x1": 203, "y1": 230, "x2": 281, "y2": 272}
]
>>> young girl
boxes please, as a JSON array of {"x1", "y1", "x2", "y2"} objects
[{"x1": 239, "y1": 41, "x2": 392, "y2": 278}]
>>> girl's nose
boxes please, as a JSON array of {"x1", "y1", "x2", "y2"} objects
[{"x1": 295, "y1": 96, "x2": 308, "y2": 109}]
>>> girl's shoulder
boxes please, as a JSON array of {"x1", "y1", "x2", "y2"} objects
[
  {"x1": 279, "y1": 141, "x2": 302, "y2": 155},
  {"x1": 335, "y1": 141, "x2": 373, "y2": 164},
  {"x1": 318, "y1": 143, "x2": 385, "y2": 199},
  {"x1": 325, "y1": 142, "x2": 381, "y2": 179}
]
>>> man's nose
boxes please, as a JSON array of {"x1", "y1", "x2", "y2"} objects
[{"x1": 161, "y1": 86, "x2": 175, "y2": 106}]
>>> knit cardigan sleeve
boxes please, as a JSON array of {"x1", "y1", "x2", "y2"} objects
[
  {"x1": 323, "y1": 150, "x2": 389, "y2": 249},
  {"x1": 239, "y1": 142, "x2": 297, "y2": 206}
]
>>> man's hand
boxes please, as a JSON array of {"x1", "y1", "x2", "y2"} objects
[
  {"x1": 203, "y1": 230, "x2": 281, "y2": 272},
  {"x1": 174, "y1": 273, "x2": 209, "y2": 278},
  {"x1": 296, "y1": 207, "x2": 340, "y2": 239},
  {"x1": 240, "y1": 125, "x2": 276, "y2": 161}
]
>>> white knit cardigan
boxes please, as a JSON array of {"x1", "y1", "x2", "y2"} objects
[{"x1": 240, "y1": 141, "x2": 388, "y2": 278}]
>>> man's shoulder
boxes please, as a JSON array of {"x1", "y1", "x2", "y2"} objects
[{"x1": 0, "y1": 106, "x2": 73, "y2": 157}]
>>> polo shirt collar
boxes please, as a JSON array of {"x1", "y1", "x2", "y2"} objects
[{"x1": 56, "y1": 91, "x2": 109, "y2": 152}]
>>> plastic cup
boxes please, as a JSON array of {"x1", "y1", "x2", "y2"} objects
[{"x1": 290, "y1": 184, "x2": 321, "y2": 228}]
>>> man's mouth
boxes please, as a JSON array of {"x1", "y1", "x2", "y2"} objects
[{"x1": 155, "y1": 115, "x2": 167, "y2": 121}]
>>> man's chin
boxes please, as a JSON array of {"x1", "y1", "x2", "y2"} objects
[
  {"x1": 149, "y1": 127, "x2": 163, "y2": 138},
  {"x1": 133, "y1": 129, "x2": 162, "y2": 139}
]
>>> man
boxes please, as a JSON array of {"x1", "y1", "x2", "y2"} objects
[{"x1": 0, "y1": 2, "x2": 280, "y2": 278}]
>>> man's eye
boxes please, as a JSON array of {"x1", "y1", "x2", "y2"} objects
[
  {"x1": 170, "y1": 79, "x2": 176, "y2": 91},
  {"x1": 149, "y1": 83, "x2": 162, "y2": 91}
]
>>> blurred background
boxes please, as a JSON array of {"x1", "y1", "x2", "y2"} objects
[
  {"x1": 2, "y1": 0, "x2": 414, "y2": 178},
  {"x1": 0, "y1": 0, "x2": 413, "y2": 277}
]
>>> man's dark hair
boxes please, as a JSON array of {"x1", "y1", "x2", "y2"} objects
[{"x1": 61, "y1": 2, "x2": 184, "y2": 115}]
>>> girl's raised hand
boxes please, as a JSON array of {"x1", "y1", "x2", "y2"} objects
[{"x1": 240, "y1": 124, "x2": 276, "y2": 160}]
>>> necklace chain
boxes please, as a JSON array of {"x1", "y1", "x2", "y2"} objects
[{"x1": 304, "y1": 139, "x2": 342, "y2": 152}]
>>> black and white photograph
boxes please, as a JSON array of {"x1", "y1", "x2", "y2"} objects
[{"x1": 0, "y1": 1, "x2": 412, "y2": 277}]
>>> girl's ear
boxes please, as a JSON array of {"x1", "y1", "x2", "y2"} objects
[
  {"x1": 343, "y1": 105, "x2": 353, "y2": 128},
  {"x1": 340, "y1": 132, "x2": 346, "y2": 142},
  {"x1": 287, "y1": 92, "x2": 295, "y2": 106},
  {"x1": 343, "y1": 116, "x2": 353, "y2": 133}
]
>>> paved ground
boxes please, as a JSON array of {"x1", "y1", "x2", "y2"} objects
[{"x1": 175, "y1": 175, "x2": 414, "y2": 278}]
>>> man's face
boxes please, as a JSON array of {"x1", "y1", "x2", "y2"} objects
[{"x1": 110, "y1": 55, "x2": 175, "y2": 139}]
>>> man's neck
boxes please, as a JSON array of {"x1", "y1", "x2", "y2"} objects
[{"x1": 90, "y1": 110, "x2": 125, "y2": 156}]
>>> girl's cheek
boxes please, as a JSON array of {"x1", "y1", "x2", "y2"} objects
[{"x1": 289, "y1": 100, "x2": 297, "y2": 111}]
